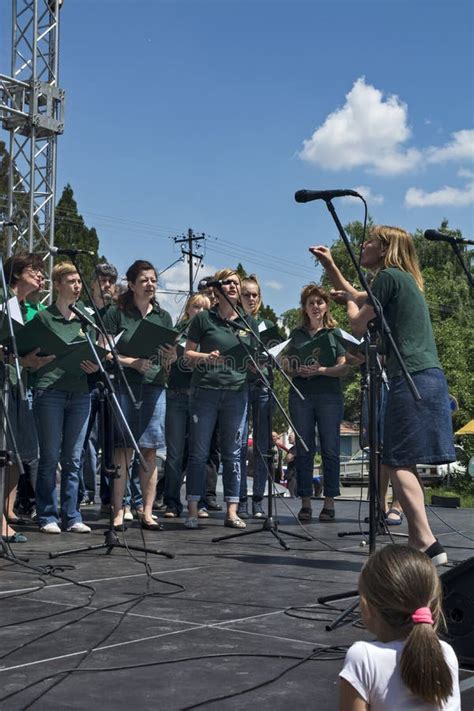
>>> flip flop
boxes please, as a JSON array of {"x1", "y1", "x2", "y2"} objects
[{"x1": 385, "y1": 507, "x2": 403, "y2": 526}]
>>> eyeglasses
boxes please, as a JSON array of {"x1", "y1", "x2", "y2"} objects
[
  {"x1": 221, "y1": 279, "x2": 240, "y2": 287},
  {"x1": 26, "y1": 267, "x2": 44, "y2": 276}
]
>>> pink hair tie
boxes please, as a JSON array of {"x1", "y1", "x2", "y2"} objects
[{"x1": 411, "y1": 607, "x2": 434, "y2": 625}]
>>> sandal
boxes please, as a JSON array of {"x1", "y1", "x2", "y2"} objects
[
  {"x1": 297, "y1": 507, "x2": 313, "y2": 523},
  {"x1": 319, "y1": 507, "x2": 335, "y2": 522},
  {"x1": 141, "y1": 519, "x2": 164, "y2": 531},
  {"x1": 224, "y1": 517, "x2": 246, "y2": 529},
  {"x1": 385, "y1": 507, "x2": 403, "y2": 526}
]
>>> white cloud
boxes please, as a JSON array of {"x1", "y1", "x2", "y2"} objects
[
  {"x1": 458, "y1": 167, "x2": 474, "y2": 179},
  {"x1": 343, "y1": 185, "x2": 384, "y2": 205},
  {"x1": 157, "y1": 260, "x2": 217, "y2": 321},
  {"x1": 405, "y1": 182, "x2": 474, "y2": 208},
  {"x1": 264, "y1": 279, "x2": 283, "y2": 290},
  {"x1": 299, "y1": 77, "x2": 421, "y2": 176},
  {"x1": 299, "y1": 78, "x2": 473, "y2": 177},
  {"x1": 426, "y1": 130, "x2": 474, "y2": 164}
]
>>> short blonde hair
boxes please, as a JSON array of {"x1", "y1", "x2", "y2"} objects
[
  {"x1": 52, "y1": 262, "x2": 80, "y2": 285},
  {"x1": 183, "y1": 293, "x2": 211, "y2": 320},
  {"x1": 214, "y1": 268, "x2": 240, "y2": 284},
  {"x1": 370, "y1": 225, "x2": 424, "y2": 291}
]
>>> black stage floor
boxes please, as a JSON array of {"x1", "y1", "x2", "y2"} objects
[{"x1": 1, "y1": 498, "x2": 473, "y2": 710}]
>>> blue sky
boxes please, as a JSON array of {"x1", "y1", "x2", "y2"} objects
[{"x1": 1, "y1": 0, "x2": 473, "y2": 319}]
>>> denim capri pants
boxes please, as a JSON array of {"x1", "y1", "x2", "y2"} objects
[
  {"x1": 382, "y1": 368, "x2": 456, "y2": 468},
  {"x1": 114, "y1": 383, "x2": 166, "y2": 449}
]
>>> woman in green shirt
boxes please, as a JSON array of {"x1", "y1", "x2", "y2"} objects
[
  {"x1": 34, "y1": 263, "x2": 97, "y2": 534},
  {"x1": 311, "y1": 226, "x2": 456, "y2": 565},
  {"x1": 102, "y1": 260, "x2": 176, "y2": 531},
  {"x1": 283, "y1": 284, "x2": 348, "y2": 523}
]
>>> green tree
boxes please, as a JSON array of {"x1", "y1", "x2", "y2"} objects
[{"x1": 54, "y1": 184, "x2": 105, "y2": 287}]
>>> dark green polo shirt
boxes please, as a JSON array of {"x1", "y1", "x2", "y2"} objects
[
  {"x1": 187, "y1": 306, "x2": 258, "y2": 391},
  {"x1": 167, "y1": 320, "x2": 193, "y2": 390},
  {"x1": 102, "y1": 302, "x2": 173, "y2": 386},
  {"x1": 371, "y1": 267, "x2": 440, "y2": 378},
  {"x1": 33, "y1": 303, "x2": 93, "y2": 393},
  {"x1": 288, "y1": 326, "x2": 346, "y2": 395}
]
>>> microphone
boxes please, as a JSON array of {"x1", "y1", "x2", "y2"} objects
[
  {"x1": 0, "y1": 220, "x2": 16, "y2": 227},
  {"x1": 204, "y1": 279, "x2": 223, "y2": 289},
  {"x1": 295, "y1": 189, "x2": 361, "y2": 203},
  {"x1": 69, "y1": 303, "x2": 98, "y2": 330},
  {"x1": 424, "y1": 229, "x2": 474, "y2": 247},
  {"x1": 49, "y1": 246, "x2": 96, "y2": 257}
]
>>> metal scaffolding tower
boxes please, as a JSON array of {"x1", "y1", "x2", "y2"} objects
[{"x1": 0, "y1": 0, "x2": 65, "y2": 292}]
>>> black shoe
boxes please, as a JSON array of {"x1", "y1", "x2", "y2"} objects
[
  {"x1": 141, "y1": 519, "x2": 164, "y2": 531},
  {"x1": 206, "y1": 500, "x2": 222, "y2": 512},
  {"x1": 237, "y1": 501, "x2": 249, "y2": 519},
  {"x1": 424, "y1": 540, "x2": 448, "y2": 566},
  {"x1": 252, "y1": 501, "x2": 266, "y2": 519}
]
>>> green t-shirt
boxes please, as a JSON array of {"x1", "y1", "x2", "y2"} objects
[
  {"x1": 33, "y1": 303, "x2": 94, "y2": 393},
  {"x1": 287, "y1": 326, "x2": 346, "y2": 395},
  {"x1": 102, "y1": 302, "x2": 173, "y2": 386},
  {"x1": 187, "y1": 306, "x2": 258, "y2": 391},
  {"x1": 167, "y1": 320, "x2": 193, "y2": 390},
  {"x1": 24, "y1": 300, "x2": 46, "y2": 321},
  {"x1": 371, "y1": 267, "x2": 440, "y2": 378}
]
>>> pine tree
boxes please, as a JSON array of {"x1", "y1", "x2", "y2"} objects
[{"x1": 54, "y1": 184, "x2": 105, "y2": 287}]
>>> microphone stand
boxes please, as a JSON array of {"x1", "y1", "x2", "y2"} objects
[
  {"x1": 307, "y1": 198, "x2": 420, "y2": 628},
  {"x1": 448, "y1": 241, "x2": 473, "y2": 289},
  {"x1": 210, "y1": 288, "x2": 312, "y2": 549},
  {"x1": 49, "y1": 314, "x2": 173, "y2": 560}
]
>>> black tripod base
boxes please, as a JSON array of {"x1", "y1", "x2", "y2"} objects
[
  {"x1": 212, "y1": 516, "x2": 312, "y2": 550},
  {"x1": 48, "y1": 529, "x2": 174, "y2": 559},
  {"x1": 1, "y1": 540, "x2": 29, "y2": 562}
]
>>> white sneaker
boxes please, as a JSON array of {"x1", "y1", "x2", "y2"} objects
[
  {"x1": 184, "y1": 517, "x2": 199, "y2": 529},
  {"x1": 198, "y1": 508, "x2": 209, "y2": 518},
  {"x1": 123, "y1": 508, "x2": 134, "y2": 521},
  {"x1": 40, "y1": 522, "x2": 61, "y2": 534},
  {"x1": 67, "y1": 522, "x2": 91, "y2": 534}
]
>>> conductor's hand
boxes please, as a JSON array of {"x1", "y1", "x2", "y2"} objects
[
  {"x1": 80, "y1": 360, "x2": 99, "y2": 374},
  {"x1": 131, "y1": 358, "x2": 153, "y2": 374},
  {"x1": 160, "y1": 343, "x2": 178, "y2": 366},
  {"x1": 330, "y1": 289, "x2": 350, "y2": 305},
  {"x1": 309, "y1": 245, "x2": 335, "y2": 270},
  {"x1": 20, "y1": 348, "x2": 56, "y2": 371}
]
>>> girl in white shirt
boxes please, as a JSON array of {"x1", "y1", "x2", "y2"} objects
[{"x1": 340, "y1": 544, "x2": 460, "y2": 710}]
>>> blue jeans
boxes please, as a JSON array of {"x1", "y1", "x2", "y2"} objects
[
  {"x1": 34, "y1": 389, "x2": 91, "y2": 528},
  {"x1": 163, "y1": 389, "x2": 189, "y2": 513},
  {"x1": 186, "y1": 388, "x2": 247, "y2": 503},
  {"x1": 78, "y1": 386, "x2": 100, "y2": 503},
  {"x1": 124, "y1": 455, "x2": 144, "y2": 509},
  {"x1": 240, "y1": 381, "x2": 272, "y2": 501},
  {"x1": 289, "y1": 389, "x2": 343, "y2": 499}
]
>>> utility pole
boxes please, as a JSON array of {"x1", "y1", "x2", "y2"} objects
[{"x1": 173, "y1": 228, "x2": 205, "y2": 294}]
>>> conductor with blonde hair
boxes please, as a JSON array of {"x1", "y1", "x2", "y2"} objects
[{"x1": 311, "y1": 226, "x2": 456, "y2": 565}]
